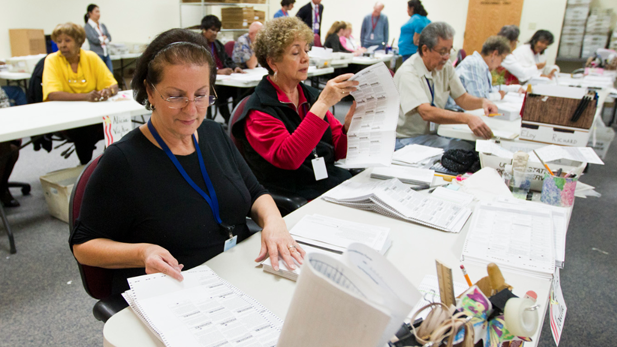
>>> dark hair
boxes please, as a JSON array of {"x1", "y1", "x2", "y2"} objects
[
  {"x1": 281, "y1": 0, "x2": 295, "y2": 6},
  {"x1": 201, "y1": 15, "x2": 222, "y2": 31},
  {"x1": 528, "y1": 30, "x2": 554, "y2": 53},
  {"x1": 84, "y1": 4, "x2": 98, "y2": 23},
  {"x1": 497, "y1": 25, "x2": 520, "y2": 43},
  {"x1": 418, "y1": 22, "x2": 454, "y2": 56},
  {"x1": 132, "y1": 29, "x2": 216, "y2": 111},
  {"x1": 408, "y1": 0, "x2": 428, "y2": 17},
  {"x1": 481, "y1": 36, "x2": 511, "y2": 56}
]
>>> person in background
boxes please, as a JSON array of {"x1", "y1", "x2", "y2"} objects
[
  {"x1": 232, "y1": 17, "x2": 359, "y2": 201},
  {"x1": 495, "y1": 25, "x2": 524, "y2": 85},
  {"x1": 360, "y1": 2, "x2": 389, "y2": 49},
  {"x1": 340, "y1": 22, "x2": 366, "y2": 55},
  {"x1": 232, "y1": 22, "x2": 263, "y2": 69},
  {"x1": 70, "y1": 28, "x2": 304, "y2": 295},
  {"x1": 445, "y1": 36, "x2": 522, "y2": 111},
  {"x1": 200, "y1": 15, "x2": 243, "y2": 123},
  {"x1": 324, "y1": 21, "x2": 352, "y2": 53},
  {"x1": 398, "y1": 0, "x2": 430, "y2": 62},
  {"x1": 0, "y1": 87, "x2": 26, "y2": 207},
  {"x1": 394, "y1": 22, "x2": 497, "y2": 151},
  {"x1": 274, "y1": 0, "x2": 295, "y2": 18},
  {"x1": 501, "y1": 29, "x2": 559, "y2": 83},
  {"x1": 43, "y1": 22, "x2": 118, "y2": 165},
  {"x1": 84, "y1": 4, "x2": 113, "y2": 72},
  {"x1": 296, "y1": 0, "x2": 323, "y2": 37}
]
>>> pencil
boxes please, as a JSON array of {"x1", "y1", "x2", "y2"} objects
[
  {"x1": 460, "y1": 265, "x2": 473, "y2": 287},
  {"x1": 434, "y1": 173, "x2": 456, "y2": 182},
  {"x1": 533, "y1": 150, "x2": 554, "y2": 176},
  {"x1": 487, "y1": 113, "x2": 503, "y2": 117}
]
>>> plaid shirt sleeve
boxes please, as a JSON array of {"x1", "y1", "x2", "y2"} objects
[
  {"x1": 232, "y1": 35, "x2": 253, "y2": 65},
  {"x1": 457, "y1": 54, "x2": 491, "y2": 100}
]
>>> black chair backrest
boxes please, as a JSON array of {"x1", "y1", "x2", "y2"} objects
[
  {"x1": 69, "y1": 155, "x2": 114, "y2": 300},
  {"x1": 27, "y1": 56, "x2": 47, "y2": 104}
]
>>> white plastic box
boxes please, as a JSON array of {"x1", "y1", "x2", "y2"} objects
[
  {"x1": 520, "y1": 121, "x2": 591, "y2": 147},
  {"x1": 39, "y1": 166, "x2": 84, "y2": 223},
  {"x1": 565, "y1": 6, "x2": 590, "y2": 20},
  {"x1": 5, "y1": 54, "x2": 47, "y2": 74}
]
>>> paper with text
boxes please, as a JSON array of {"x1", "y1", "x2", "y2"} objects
[
  {"x1": 550, "y1": 268, "x2": 567, "y2": 346},
  {"x1": 102, "y1": 112, "x2": 131, "y2": 147}
]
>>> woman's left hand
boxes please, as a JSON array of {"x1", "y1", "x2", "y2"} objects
[
  {"x1": 234, "y1": 67, "x2": 244, "y2": 74},
  {"x1": 99, "y1": 88, "x2": 112, "y2": 101},
  {"x1": 344, "y1": 100, "x2": 357, "y2": 133},
  {"x1": 254, "y1": 217, "x2": 305, "y2": 271}
]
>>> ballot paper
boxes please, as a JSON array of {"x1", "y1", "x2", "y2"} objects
[
  {"x1": 475, "y1": 140, "x2": 515, "y2": 159},
  {"x1": 461, "y1": 201, "x2": 556, "y2": 279},
  {"x1": 277, "y1": 243, "x2": 421, "y2": 347},
  {"x1": 430, "y1": 187, "x2": 475, "y2": 206},
  {"x1": 122, "y1": 266, "x2": 282, "y2": 347},
  {"x1": 370, "y1": 166, "x2": 435, "y2": 185},
  {"x1": 262, "y1": 243, "x2": 341, "y2": 281},
  {"x1": 392, "y1": 144, "x2": 444, "y2": 167},
  {"x1": 533, "y1": 145, "x2": 604, "y2": 165},
  {"x1": 343, "y1": 62, "x2": 399, "y2": 168},
  {"x1": 322, "y1": 178, "x2": 472, "y2": 233}
]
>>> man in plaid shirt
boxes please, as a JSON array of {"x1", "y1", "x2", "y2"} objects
[{"x1": 232, "y1": 22, "x2": 263, "y2": 69}]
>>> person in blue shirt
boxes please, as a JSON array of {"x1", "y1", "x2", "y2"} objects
[
  {"x1": 360, "y1": 2, "x2": 389, "y2": 49},
  {"x1": 398, "y1": 0, "x2": 430, "y2": 61},
  {"x1": 274, "y1": 0, "x2": 295, "y2": 18}
]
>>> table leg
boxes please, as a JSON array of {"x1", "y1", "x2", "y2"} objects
[{"x1": 0, "y1": 204, "x2": 16, "y2": 254}]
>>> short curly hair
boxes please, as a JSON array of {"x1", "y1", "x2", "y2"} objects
[
  {"x1": 254, "y1": 16, "x2": 314, "y2": 76},
  {"x1": 51, "y1": 23, "x2": 86, "y2": 46}
]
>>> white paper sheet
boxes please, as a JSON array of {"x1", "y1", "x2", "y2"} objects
[
  {"x1": 392, "y1": 144, "x2": 444, "y2": 166},
  {"x1": 475, "y1": 140, "x2": 514, "y2": 159},
  {"x1": 370, "y1": 166, "x2": 435, "y2": 185},
  {"x1": 124, "y1": 267, "x2": 282, "y2": 347},
  {"x1": 344, "y1": 62, "x2": 399, "y2": 167},
  {"x1": 430, "y1": 187, "x2": 475, "y2": 206},
  {"x1": 534, "y1": 145, "x2": 604, "y2": 165}
]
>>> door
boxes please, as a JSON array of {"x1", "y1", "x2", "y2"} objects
[{"x1": 463, "y1": 0, "x2": 524, "y2": 55}]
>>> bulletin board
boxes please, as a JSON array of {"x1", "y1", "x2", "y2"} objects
[{"x1": 462, "y1": 0, "x2": 525, "y2": 55}]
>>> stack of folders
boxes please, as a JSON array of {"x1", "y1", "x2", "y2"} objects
[
  {"x1": 262, "y1": 214, "x2": 392, "y2": 281},
  {"x1": 370, "y1": 166, "x2": 435, "y2": 186},
  {"x1": 392, "y1": 144, "x2": 444, "y2": 168},
  {"x1": 461, "y1": 200, "x2": 562, "y2": 279},
  {"x1": 122, "y1": 266, "x2": 283, "y2": 347},
  {"x1": 322, "y1": 178, "x2": 472, "y2": 233}
]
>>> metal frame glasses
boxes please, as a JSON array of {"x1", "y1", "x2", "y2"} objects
[{"x1": 151, "y1": 83, "x2": 217, "y2": 110}]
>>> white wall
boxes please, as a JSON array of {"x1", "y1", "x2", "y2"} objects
[
  {"x1": 277, "y1": 0, "x2": 568, "y2": 65},
  {"x1": 0, "y1": 0, "x2": 179, "y2": 58}
]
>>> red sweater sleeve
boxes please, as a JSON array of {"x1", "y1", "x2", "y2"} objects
[
  {"x1": 325, "y1": 112, "x2": 348, "y2": 160},
  {"x1": 244, "y1": 110, "x2": 330, "y2": 170}
]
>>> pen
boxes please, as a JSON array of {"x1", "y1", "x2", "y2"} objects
[
  {"x1": 460, "y1": 265, "x2": 473, "y2": 287},
  {"x1": 488, "y1": 113, "x2": 503, "y2": 117},
  {"x1": 434, "y1": 173, "x2": 456, "y2": 182},
  {"x1": 555, "y1": 168, "x2": 563, "y2": 177},
  {"x1": 533, "y1": 150, "x2": 554, "y2": 176}
]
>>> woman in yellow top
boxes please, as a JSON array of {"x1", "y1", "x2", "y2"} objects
[{"x1": 43, "y1": 22, "x2": 119, "y2": 164}]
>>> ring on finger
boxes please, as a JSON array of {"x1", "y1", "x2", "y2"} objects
[{"x1": 287, "y1": 244, "x2": 297, "y2": 252}]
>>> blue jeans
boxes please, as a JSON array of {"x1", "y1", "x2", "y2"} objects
[
  {"x1": 98, "y1": 54, "x2": 113, "y2": 72},
  {"x1": 395, "y1": 135, "x2": 474, "y2": 151},
  {"x1": 1, "y1": 86, "x2": 27, "y2": 106}
]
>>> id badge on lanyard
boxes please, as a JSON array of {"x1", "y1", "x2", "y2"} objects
[
  {"x1": 425, "y1": 77, "x2": 437, "y2": 133},
  {"x1": 147, "y1": 120, "x2": 237, "y2": 252},
  {"x1": 311, "y1": 149, "x2": 328, "y2": 181}
]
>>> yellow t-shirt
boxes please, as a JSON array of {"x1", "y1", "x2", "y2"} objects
[{"x1": 42, "y1": 48, "x2": 118, "y2": 101}]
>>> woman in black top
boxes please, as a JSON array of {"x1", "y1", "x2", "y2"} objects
[
  {"x1": 323, "y1": 21, "x2": 353, "y2": 53},
  {"x1": 70, "y1": 28, "x2": 304, "y2": 295}
]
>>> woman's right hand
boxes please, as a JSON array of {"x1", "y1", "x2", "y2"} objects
[
  {"x1": 86, "y1": 90, "x2": 102, "y2": 102},
  {"x1": 141, "y1": 244, "x2": 184, "y2": 281},
  {"x1": 536, "y1": 61, "x2": 547, "y2": 70},
  {"x1": 317, "y1": 73, "x2": 359, "y2": 109}
]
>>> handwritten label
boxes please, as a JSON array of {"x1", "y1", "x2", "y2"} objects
[
  {"x1": 550, "y1": 268, "x2": 567, "y2": 346},
  {"x1": 103, "y1": 112, "x2": 132, "y2": 147}
]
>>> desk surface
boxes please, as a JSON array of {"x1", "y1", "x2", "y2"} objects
[
  {"x1": 0, "y1": 71, "x2": 31, "y2": 80},
  {"x1": 103, "y1": 170, "x2": 552, "y2": 347},
  {"x1": 0, "y1": 91, "x2": 150, "y2": 142},
  {"x1": 215, "y1": 66, "x2": 335, "y2": 88},
  {"x1": 351, "y1": 54, "x2": 394, "y2": 65},
  {"x1": 110, "y1": 53, "x2": 142, "y2": 61}
]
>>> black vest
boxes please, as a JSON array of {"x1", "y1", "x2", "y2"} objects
[{"x1": 232, "y1": 77, "x2": 351, "y2": 200}]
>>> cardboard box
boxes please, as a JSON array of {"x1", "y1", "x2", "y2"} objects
[
  {"x1": 562, "y1": 25, "x2": 586, "y2": 35},
  {"x1": 520, "y1": 121, "x2": 591, "y2": 146},
  {"x1": 39, "y1": 166, "x2": 85, "y2": 223},
  {"x1": 222, "y1": 21, "x2": 250, "y2": 29},
  {"x1": 254, "y1": 10, "x2": 265, "y2": 23},
  {"x1": 9, "y1": 29, "x2": 46, "y2": 57},
  {"x1": 242, "y1": 0, "x2": 267, "y2": 3},
  {"x1": 565, "y1": 6, "x2": 590, "y2": 20},
  {"x1": 558, "y1": 42, "x2": 582, "y2": 58},
  {"x1": 563, "y1": 18, "x2": 588, "y2": 27},
  {"x1": 221, "y1": 7, "x2": 254, "y2": 23},
  {"x1": 567, "y1": 0, "x2": 591, "y2": 5}
]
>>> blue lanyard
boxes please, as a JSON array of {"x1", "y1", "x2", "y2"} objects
[
  {"x1": 425, "y1": 77, "x2": 436, "y2": 107},
  {"x1": 147, "y1": 120, "x2": 233, "y2": 237}
]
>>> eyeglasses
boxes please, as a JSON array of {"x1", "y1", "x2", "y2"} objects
[
  {"x1": 151, "y1": 84, "x2": 217, "y2": 110},
  {"x1": 431, "y1": 47, "x2": 456, "y2": 57}
]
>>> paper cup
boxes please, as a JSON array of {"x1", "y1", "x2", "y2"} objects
[{"x1": 540, "y1": 174, "x2": 577, "y2": 207}]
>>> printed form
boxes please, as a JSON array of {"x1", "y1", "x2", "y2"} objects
[{"x1": 344, "y1": 62, "x2": 400, "y2": 168}]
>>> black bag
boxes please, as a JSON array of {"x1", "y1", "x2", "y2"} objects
[{"x1": 440, "y1": 149, "x2": 480, "y2": 174}]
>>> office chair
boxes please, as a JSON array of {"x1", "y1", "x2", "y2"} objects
[
  {"x1": 228, "y1": 96, "x2": 308, "y2": 216},
  {"x1": 224, "y1": 40, "x2": 235, "y2": 58},
  {"x1": 314, "y1": 34, "x2": 322, "y2": 47},
  {"x1": 69, "y1": 155, "x2": 128, "y2": 322}
]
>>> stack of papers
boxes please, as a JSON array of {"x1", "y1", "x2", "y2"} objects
[
  {"x1": 476, "y1": 141, "x2": 605, "y2": 166},
  {"x1": 322, "y1": 178, "x2": 472, "y2": 233},
  {"x1": 575, "y1": 181, "x2": 601, "y2": 198},
  {"x1": 392, "y1": 144, "x2": 444, "y2": 167},
  {"x1": 343, "y1": 63, "x2": 399, "y2": 168},
  {"x1": 263, "y1": 214, "x2": 392, "y2": 281},
  {"x1": 461, "y1": 200, "x2": 556, "y2": 279},
  {"x1": 370, "y1": 166, "x2": 435, "y2": 186},
  {"x1": 122, "y1": 266, "x2": 282, "y2": 347}
]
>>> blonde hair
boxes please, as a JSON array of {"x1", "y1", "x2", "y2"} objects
[
  {"x1": 254, "y1": 17, "x2": 314, "y2": 75},
  {"x1": 326, "y1": 21, "x2": 347, "y2": 38},
  {"x1": 51, "y1": 23, "x2": 86, "y2": 46}
]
